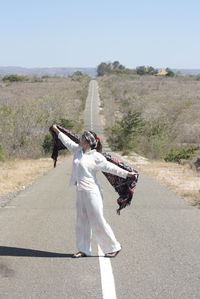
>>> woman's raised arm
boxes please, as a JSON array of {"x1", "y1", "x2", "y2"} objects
[
  {"x1": 52, "y1": 124, "x2": 79, "y2": 153},
  {"x1": 95, "y1": 153, "x2": 137, "y2": 179}
]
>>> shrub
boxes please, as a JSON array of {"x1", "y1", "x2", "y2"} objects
[
  {"x1": 0, "y1": 145, "x2": 5, "y2": 161},
  {"x1": 42, "y1": 134, "x2": 52, "y2": 154},
  {"x1": 31, "y1": 76, "x2": 43, "y2": 83},
  {"x1": 136, "y1": 66, "x2": 146, "y2": 75},
  {"x1": 144, "y1": 120, "x2": 168, "y2": 138},
  {"x1": 42, "y1": 119, "x2": 75, "y2": 154},
  {"x1": 2, "y1": 74, "x2": 29, "y2": 82},
  {"x1": 41, "y1": 75, "x2": 50, "y2": 79},
  {"x1": 70, "y1": 72, "x2": 91, "y2": 82},
  {"x1": 70, "y1": 71, "x2": 84, "y2": 81},
  {"x1": 72, "y1": 71, "x2": 84, "y2": 77},
  {"x1": 106, "y1": 110, "x2": 145, "y2": 150},
  {"x1": 59, "y1": 118, "x2": 74, "y2": 129},
  {"x1": 127, "y1": 120, "x2": 171, "y2": 159},
  {"x1": 165, "y1": 68, "x2": 175, "y2": 77},
  {"x1": 164, "y1": 146, "x2": 200, "y2": 162},
  {"x1": 107, "y1": 114, "x2": 173, "y2": 159},
  {"x1": 195, "y1": 75, "x2": 200, "y2": 81}
]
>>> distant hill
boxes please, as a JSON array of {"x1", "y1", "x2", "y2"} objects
[
  {"x1": 0, "y1": 66, "x2": 199, "y2": 77},
  {"x1": 0, "y1": 66, "x2": 97, "y2": 77}
]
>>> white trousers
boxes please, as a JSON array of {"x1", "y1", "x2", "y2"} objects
[{"x1": 76, "y1": 188, "x2": 121, "y2": 256}]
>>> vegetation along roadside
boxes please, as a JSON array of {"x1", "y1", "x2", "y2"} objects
[
  {"x1": 97, "y1": 61, "x2": 200, "y2": 206},
  {"x1": 0, "y1": 72, "x2": 90, "y2": 201}
]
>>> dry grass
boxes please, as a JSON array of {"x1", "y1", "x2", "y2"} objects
[
  {"x1": 98, "y1": 73, "x2": 200, "y2": 205},
  {"x1": 120, "y1": 152, "x2": 200, "y2": 206},
  {"x1": 98, "y1": 73, "x2": 200, "y2": 145},
  {"x1": 0, "y1": 75, "x2": 90, "y2": 199},
  {"x1": 0, "y1": 157, "x2": 64, "y2": 196},
  {"x1": 0, "y1": 76, "x2": 89, "y2": 158}
]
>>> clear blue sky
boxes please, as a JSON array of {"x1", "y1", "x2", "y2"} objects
[{"x1": 0, "y1": 0, "x2": 200, "y2": 68}]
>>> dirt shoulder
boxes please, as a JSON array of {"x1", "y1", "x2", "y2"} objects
[
  {"x1": 1, "y1": 152, "x2": 199, "y2": 208},
  {"x1": 0, "y1": 157, "x2": 64, "y2": 197},
  {"x1": 117, "y1": 151, "x2": 200, "y2": 207}
]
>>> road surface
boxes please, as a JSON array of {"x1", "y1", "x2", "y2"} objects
[{"x1": 0, "y1": 80, "x2": 200, "y2": 299}]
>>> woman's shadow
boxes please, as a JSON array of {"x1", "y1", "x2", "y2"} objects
[
  {"x1": 0, "y1": 246, "x2": 99, "y2": 258},
  {"x1": 0, "y1": 246, "x2": 73, "y2": 258}
]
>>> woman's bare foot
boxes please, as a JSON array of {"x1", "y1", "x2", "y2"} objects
[
  {"x1": 105, "y1": 250, "x2": 120, "y2": 258},
  {"x1": 72, "y1": 251, "x2": 87, "y2": 258}
]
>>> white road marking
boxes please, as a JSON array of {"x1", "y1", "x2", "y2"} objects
[
  {"x1": 98, "y1": 246, "x2": 117, "y2": 299},
  {"x1": 90, "y1": 81, "x2": 117, "y2": 299}
]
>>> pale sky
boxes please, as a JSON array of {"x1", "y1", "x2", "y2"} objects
[{"x1": 0, "y1": 0, "x2": 199, "y2": 69}]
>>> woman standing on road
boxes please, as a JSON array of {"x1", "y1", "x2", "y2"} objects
[{"x1": 52, "y1": 124, "x2": 137, "y2": 258}]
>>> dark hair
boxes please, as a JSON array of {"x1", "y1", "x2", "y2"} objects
[{"x1": 89, "y1": 131, "x2": 103, "y2": 153}]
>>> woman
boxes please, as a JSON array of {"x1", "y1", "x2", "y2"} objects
[{"x1": 52, "y1": 124, "x2": 137, "y2": 258}]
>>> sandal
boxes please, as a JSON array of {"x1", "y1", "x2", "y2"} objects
[
  {"x1": 72, "y1": 251, "x2": 87, "y2": 258},
  {"x1": 105, "y1": 250, "x2": 120, "y2": 258}
]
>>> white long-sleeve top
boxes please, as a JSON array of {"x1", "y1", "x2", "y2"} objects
[{"x1": 58, "y1": 132, "x2": 128, "y2": 191}]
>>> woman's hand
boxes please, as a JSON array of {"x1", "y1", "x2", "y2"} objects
[
  {"x1": 52, "y1": 124, "x2": 60, "y2": 134},
  {"x1": 127, "y1": 172, "x2": 138, "y2": 178},
  {"x1": 52, "y1": 124, "x2": 57, "y2": 131}
]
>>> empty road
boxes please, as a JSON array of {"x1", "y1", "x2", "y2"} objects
[{"x1": 0, "y1": 80, "x2": 200, "y2": 299}]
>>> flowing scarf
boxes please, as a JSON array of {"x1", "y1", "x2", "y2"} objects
[{"x1": 49, "y1": 125, "x2": 139, "y2": 214}]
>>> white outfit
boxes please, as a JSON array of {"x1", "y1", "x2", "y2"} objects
[{"x1": 58, "y1": 132, "x2": 128, "y2": 255}]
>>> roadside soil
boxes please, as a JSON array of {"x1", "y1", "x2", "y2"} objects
[{"x1": 0, "y1": 157, "x2": 64, "y2": 197}]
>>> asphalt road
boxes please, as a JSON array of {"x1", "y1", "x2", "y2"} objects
[{"x1": 0, "y1": 80, "x2": 200, "y2": 299}]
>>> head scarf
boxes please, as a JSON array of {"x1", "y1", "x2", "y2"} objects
[{"x1": 82, "y1": 131, "x2": 98, "y2": 148}]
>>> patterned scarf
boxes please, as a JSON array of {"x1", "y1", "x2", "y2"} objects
[{"x1": 49, "y1": 125, "x2": 139, "y2": 214}]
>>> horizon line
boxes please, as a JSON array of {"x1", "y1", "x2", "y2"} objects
[{"x1": 1, "y1": 65, "x2": 200, "y2": 70}]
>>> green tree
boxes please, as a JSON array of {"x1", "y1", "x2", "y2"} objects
[
  {"x1": 112, "y1": 61, "x2": 125, "y2": 70},
  {"x1": 97, "y1": 62, "x2": 112, "y2": 76},
  {"x1": 146, "y1": 66, "x2": 158, "y2": 75},
  {"x1": 136, "y1": 66, "x2": 158, "y2": 75},
  {"x1": 72, "y1": 71, "x2": 84, "y2": 76},
  {"x1": 70, "y1": 71, "x2": 90, "y2": 82},
  {"x1": 165, "y1": 68, "x2": 175, "y2": 77},
  {"x1": 136, "y1": 66, "x2": 146, "y2": 75},
  {"x1": 113, "y1": 61, "x2": 121, "y2": 69},
  {"x1": 97, "y1": 61, "x2": 126, "y2": 76},
  {"x1": 107, "y1": 111, "x2": 145, "y2": 150}
]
